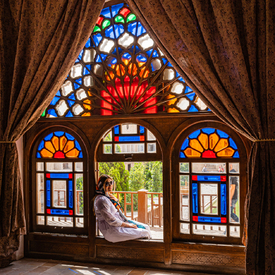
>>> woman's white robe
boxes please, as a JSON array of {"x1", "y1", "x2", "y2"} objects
[{"x1": 94, "y1": 195, "x2": 151, "y2": 243}]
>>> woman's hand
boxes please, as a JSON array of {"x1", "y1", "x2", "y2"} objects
[{"x1": 121, "y1": 222, "x2": 138, "y2": 229}]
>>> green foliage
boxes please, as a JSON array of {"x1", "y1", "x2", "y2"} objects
[{"x1": 76, "y1": 177, "x2": 83, "y2": 214}]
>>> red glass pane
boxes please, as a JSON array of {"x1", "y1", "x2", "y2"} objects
[
  {"x1": 46, "y1": 173, "x2": 50, "y2": 178},
  {"x1": 54, "y1": 151, "x2": 65, "y2": 158},
  {"x1": 192, "y1": 175, "x2": 197, "y2": 181},
  {"x1": 69, "y1": 174, "x2": 73, "y2": 179},
  {"x1": 114, "y1": 136, "x2": 119, "y2": 141},
  {"x1": 119, "y1": 7, "x2": 131, "y2": 17},
  {"x1": 221, "y1": 217, "x2": 227, "y2": 223},
  {"x1": 220, "y1": 176, "x2": 227, "y2": 182},
  {"x1": 193, "y1": 216, "x2": 198, "y2": 221},
  {"x1": 202, "y1": 150, "x2": 216, "y2": 158},
  {"x1": 47, "y1": 209, "x2": 51, "y2": 214},
  {"x1": 69, "y1": 210, "x2": 73, "y2": 215},
  {"x1": 96, "y1": 16, "x2": 104, "y2": 26},
  {"x1": 140, "y1": 136, "x2": 145, "y2": 141}
]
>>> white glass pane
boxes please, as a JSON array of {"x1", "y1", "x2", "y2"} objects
[
  {"x1": 47, "y1": 216, "x2": 73, "y2": 227},
  {"x1": 83, "y1": 49, "x2": 96, "y2": 63},
  {"x1": 118, "y1": 33, "x2": 134, "y2": 48},
  {"x1": 177, "y1": 98, "x2": 190, "y2": 110},
  {"x1": 76, "y1": 217, "x2": 84, "y2": 228},
  {"x1": 192, "y1": 163, "x2": 226, "y2": 174},
  {"x1": 103, "y1": 131, "x2": 112, "y2": 142},
  {"x1": 163, "y1": 68, "x2": 175, "y2": 80},
  {"x1": 52, "y1": 180, "x2": 66, "y2": 208},
  {"x1": 195, "y1": 97, "x2": 207, "y2": 110},
  {"x1": 37, "y1": 216, "x2": 45, "y2": 225},
  {"x1": 180, "y1": 175, "x2": 189, "y2": 221},
  {"x1": 200, "y1": 183, "x2": 218, "y2": 215},
  {"x1": 229, "y1": 163, "x2": 240, "y2": 173},
  {"x1": 171, "y1": 82, "x2": 184, "y2": 94},
  {"x1": 75, "y1": 162, "x2": 83, "y2": 172},
  {"x1": 147, "y1": 130, "x2": 156, "y2": 141},
  {"x1": 229, "y1": 176, "x2": 240, "y2": 224},
  {"x1": 151, "y1": 59, "x2": 161, "y2": 71},
  {"x1": 99, "y1": 38, "x2": 115, "y2": 53},
  {"x1": 230, "y1": 226, "x2": 240, "y2": 238},
  {"x1": 115, "y1": 143, "x2": 144, "y2": 154},
  {"x1": 137, "y1": 34, "x2": 154, "y2": 50},
  {"x1": 94, "y1": 64, "x2": 103, "y2": 76},
  {"x1": 70, "y1": 64, "x2": 82, "y2": 78},
  {"x1": 61, "y1": 81, "x2": 73, "y2": 96},
  {"x1": 179, "y1": 162, "x2": 189, "y2": 173},
  {"x1": 56, "y1": 100, "x2": 69, "y2": 116},
  {"x1": 46, "y1": 162, "x2": 72, "y2": 172},
  {"x1": 121, "y1": 124, "x2": 137, "y2": 134},
  {"x1": 83, "y1": 76, "x2": 93, "y2": 87},
  {"x1": 180, "y1": 223, "x2": 190, "y2": 234},
  {"x1": 193, "y1": 224, "x2": 227, "y2": 237},
  {"x1": 76, "y1": 88, "x2": 88, "y2": 100},
  {"x1": 36, "y1": 173, "x2": 44, "y2": 214},
  {"x1": 75, "y1": 174, "x2": 84, "y2": 216},
  {"x1": 36, "y1": 162, "x2": 44, "y2": 171},
  {"x1": 103, "y1": 144, "x2": 112, "y2": 154},
  {"x1": 72, "y1": 104, "x2": 84, "y2": 115},
  {"x1": 147, "y1": 143, "x2": 156, "y2": 153}
]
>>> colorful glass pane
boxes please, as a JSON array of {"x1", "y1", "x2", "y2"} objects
[
  {"x1": 180, "y1": 128, "x2": 239, "y2": 158},
  {"x1": 43, "y1": 3, "x2": 210, "y2": 118},
  {"x1": 37, "y1": 132, "x2": 82, "y2": 159}
]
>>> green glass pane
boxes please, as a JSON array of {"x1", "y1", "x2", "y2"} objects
[
  {"x1": 93, "y1": 26, "x2": 101, "y2": 33},
  {"x1": 102, "y1": 19, "x2": 111, "y2": 29},
  {"x1": 41, "y1": 110, "x2": 46, "y2": 117},
  {"x1": 126, "y1": 14, "x2": 136, "y2": 23},
  {"x1": 114, "y1": 15, "x2": 125, "y2": 24}
]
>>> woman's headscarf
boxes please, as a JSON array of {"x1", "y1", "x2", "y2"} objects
[{"x1": 96, "y1": 174, "x2": 110, "y2": 196}]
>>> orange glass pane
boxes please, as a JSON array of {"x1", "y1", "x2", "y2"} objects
[
  {"x1": 88, "y1": 90, "x2": 92, "y2": 96},
  {"x1": 66, "y1": 148, "x2": 79, "y2": 158},
  {"x1": 198, "y1": 133, "x2": 208, "y2": 150},
  {"x1": 64, "y1": 141, "x2": 75, "y2": 153},
  {"x1": 140, "y1": 68, "x2": 149, "y2": 78},
  {"x1": 40, "y1": 149, "x2": 53, "y2": 158},
  {"x1": 128, "y1": 63, "x2": 137, "y2": 76},
  {"x1": 83, "y1": 104, "x2": 92, "y2": 110},
  {"x1": 82, "y1": 112, "x2": 91, "y2": 116},
  {"x1": 209, "y1": 133, "x2": 219, "y2": 150},
  {"x1": 217, "y1": 147, "x2": 235, "y2": 157},
  {"x1": 166, "y1": 94, "x2": 176, "y2": 105},
  {"x1": 122, "y1": 57, "x2": 130, "y2": 65},
  {"x1": 167, "y1": 108, "x2": 179, "y2": 113},
  {"x1": 59, "y1": 136, "x2": 67, "y2": 151},
  {"x1": 115, "y1": 64, "x2": 125, "y2": 76},
  {"x1": 184, "y1": 148, "x2": 201, "y2": 157},
  {"x1": 52, "y1": 136, "x2": 59, "y2": 151},
  {"x1": 190, "y1": 139, "x2": 204, "y2": 152},
  {"x1": 44, "y1": 141, "x2": 55, "y2": 153},
  {"x1": 214, "y1": 138, "x2": 229, "y2": 152}
]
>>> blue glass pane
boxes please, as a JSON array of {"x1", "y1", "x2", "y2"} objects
[
  {"x1": 65, "y1": 133, "x2": 75, "y2": 141},
  {"x1": 95, "y1": 55, "x2": 101, "y2": 63},
  {"x1": 101, "y1": 7, "x2": 112, "y2": 18},
  {"x1": 122, "y1": 52, "x2": 131, "y2": 59},
  {"x1": 83, "y1": 67, "x2": 89, "y2": 75},
  {"x1": 197, "y1": 175, "x2": 221, "y2": 182},
  {"x1": 75, "y1": 140, "x2": 82, "y2": 151},
  {"x1": 78, "y1": 49, "x2": 83, "y2": 60},
  {"x1": 74, "y1": 83, "x2": 80, "y2": 90},
  {"x1": 185, "y1": 86, "x2": 193, "y2": 93},
  {"x1": 189, "y1": 129, "x2": 200, "y2": 139},
  {"x1": 192, "y1": 183, "x2": 198, "y2": 214},
  {"x1": 139, "y1": 126, "x2": 145, "y2": 134},
  {"x1": 75, "y1": 78, "x2": 82, "y2": 85},
  {"x1": 146, "y1": 49, "x2": 153, "y2": 56},
  {"x1": 167, "y1": 62, "x2": 173, "y2": 67},
  {"x1": 186, "y1": 92, "x2": 195, "y2": 101},
  {"x1": 181, "y1": 138, "x2": 189, "y2": 150},
  {"x1": 50, "y1": 96, "x2": 60, "y2": 105},
  {"x1": 79, "y1": 152, "x2": 83, "y2": 158},
  {"x1": 217, "y1": 129, "x2": 229, "y2": 138},
  {"x1": 111, "y1": 3, "x2": 124, "y2": 17},
  {"x1": 180, "y1": 152, "x2": 186, "y2": 158},
  {"x1": 65, "y1": 111, "x2": 74, "y2": 118},
  {"x1": 48, "y1": 173, "x2": 70, "y2": 179},
  {"x1": 118, "y1": 136, "x2": 141, "y2": 142},
  {"x1": 136, "y1": 55, "x2": 147, "y2": 62},
  {"x1": 92, "y1": 33, "x2": 103, "y2": 46},
  {"x1": 233, "y1": 151, "x2": 240, "y2": 158},
  {"x1": 56, "y1": 90, "x2": 61, "y2": 96},
  {"x1": 178, "y1": 77, "x2": 185, "y2": 83},
  {"x1": 136, "y1": 22, "x2": 146, "y2": 36},
  {"x1": 46, "y1": 180, "x2": 51, "y2": 207},
  {"x1": 101, "y1": 53, "x2": 107, "y2": 61},
  {"x1": 86, "y1": 64, "x2": 91, "y2": 71},
  {"x1": 105, "y1": 26, "x2": 115, "y2": 39},
  {"x1": 69, "y1": 180, "x2": 73, "y2": 209},
  {"x1": 67, "y1": 100, "x2": 74, "y2": 107},
  {"x1": 198, "y1": 216, "x2": 221, "y2": 223},
  {"x1": 188, "y1": 105, "x2": 199, "y2": 112},
  {"x1": 114, "y1": 125, "x2": 119, "y2": 135},
  {"x1": 47, "y1": 109, "x2": 58, "y2": 117},
  {"x1": 50, "y1": 209, "x2": 70, "y2": 215},
  {"x1": 202, "y1": 128, "x2": 215, "y2": 134},
  {"x1": 221, "y1": 184, "x2": 227, "y2": 215},
  {"x1": 85, "y1": 38, "x2": 91, "y2": 48},
  {"x1": 38, "y1": 140, "x2": 44, "y2": 151},
  {"x1": 44, "y1": 133, "x2": 54, "y2": 141},
  {"x1": 54, "y1": 131, "x2": 64, "y2": 137},
  {"x1": 36, "y1": 152, "x2": 41, "y2": 158},
  {"x1": 153, "y1": 50, "x2": 159, "y2": 57},
  {"x1": 128, "y1": 22, "x2": 137, "y2": 36},
  {"x1": 229, "y1": 138, "x2": 238, "y2": 149},
  {"x1": 68, "y1": 94, "x2": 76, "y2": 101},
  {"x1": 114, "y1": 24, "x2": 124, "y2": 38}
]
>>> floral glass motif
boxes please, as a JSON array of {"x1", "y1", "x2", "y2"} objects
[
  {"x1": 36, "y1": 131, "x2": 83, "y2": 159},
  {"x1": 180, "y1": 128, "x2": 239, "y2": 159},
  {"x1": 42, "y1": 3, "x2": 210, "y2": 118}
]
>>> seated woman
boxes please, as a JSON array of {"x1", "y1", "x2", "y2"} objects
[{"x1": 94, "y1": 174, "x2": 151, "y2": 243}]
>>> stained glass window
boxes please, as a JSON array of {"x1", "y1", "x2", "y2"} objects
[
  {"x1": 178, "y1": 128, "x2": 241, "y2": 242},
  {"x1": 43, "y1": 2, "x2": 210, "y2": 118},
  {"x1": 35, "y1": 131, "x2": 85, "y2": 233}
]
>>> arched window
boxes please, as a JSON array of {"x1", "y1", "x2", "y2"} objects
[
  {"x1": 42, "y1": 2, "x2": 210, "y2": 118},
  {"x1": 175, "y1": 127, "x2": 243, "y2": 244},
  {"x1": 33, "y1": 130, "x2": 86, "y2": 234}
]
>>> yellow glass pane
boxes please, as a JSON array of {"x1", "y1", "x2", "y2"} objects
[
  {"x1": 198, "y1": 133, "x2": 208, "y2": 150},
  {"x1": 184, "y1": 148, "x2": 201, "y2": 157},
  {"x1": 166, "y1": 94, "x2": 176, "y2": 105},
  {"x1": 217, "y1": 147, "x2": 235, "y2": 157},
  {"x1": 40, "y1": 149, "x2": 53, "y2": 158},
  {"x1": 190, "y1": 139, "x2": 204, "y2": 152},
  {"x1": 209, "y1": 133, "x2": 219, "y2": 150},
  {"x1": 52, "y1": 136, "x2": 59, "y2": 151},
  {"x1": 137, "y1": 61, "x2": 145, "y2": 67},
  {"x1": 83, "y1": 104, "x2": 92, "y2": 110},
  {"x1": 64, "y1": 140, "x2": 74, "y2": 153},
  {"x1": 59, "y1": 136, "x2": 67, "y2": 151},
  {"x1": 66, "y1": 148, "x2": 79, "y2": 158},
  {"x1": 214, "y1": 138, "x2": 229, "y2": 152},
  {"x1": 88, "y1": 90, "x2": 92, "y2": 96},
  {"x1": 128, "y1": 63, "x2": 137, "y2": 76},
  {"x1": 168, "y1": 108, "x2": 179, "y2": 113},
  {"x1": 82, "y1": 112, "x2": 91, "y2": 117},
  {"x1": 122, "y1": 58, "x2": 130, "y2": 65},
  {"x1": 44, "y1": 141, "x2": 55, "y2": 153}
]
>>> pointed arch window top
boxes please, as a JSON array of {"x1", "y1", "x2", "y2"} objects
[{"x1": 43, "y1": 2, "x2": 210, "y2": 118}]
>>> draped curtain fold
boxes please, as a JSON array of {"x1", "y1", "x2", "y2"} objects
[
  {"x1": 0, "y1": 0, "x2": 104, "y2": 262},
  {"x1": 127, "y1": 0, "x2": 275, "y2": 274}
]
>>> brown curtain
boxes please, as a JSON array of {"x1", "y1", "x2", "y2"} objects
[
  {"x1": 0, "y1": 0, "x2": 104, "y2": 261},
  {"x1": 128, "y1": 0, "x2": 275, "y2": 274}
]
